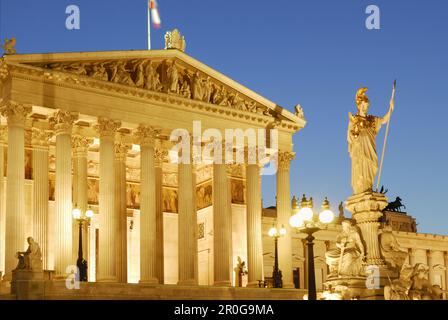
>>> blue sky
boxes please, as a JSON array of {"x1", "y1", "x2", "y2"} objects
[{"x1": 1, "y1": 0, "x2": 447, "y2": 234}]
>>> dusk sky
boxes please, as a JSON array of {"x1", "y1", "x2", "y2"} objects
[{"x1": 1, "y1": 0, "x2": 447, "y2": 234}]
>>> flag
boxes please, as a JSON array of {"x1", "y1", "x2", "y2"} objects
[{"x1": 149, "y1": 0, "x2": 161, "y2": 29}]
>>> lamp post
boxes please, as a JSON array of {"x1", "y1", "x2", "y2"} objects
[
  {"x1": 72, "y1": 207, "x2": 94, "y2": 282},
  {"x1": 289, "y1": 195, "x2": 335, "y2": 300},
  {"x1": 268, "y1": 224, "x2": 287, "y2": 288}
]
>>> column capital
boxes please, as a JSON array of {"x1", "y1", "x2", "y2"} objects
[
  {"x1": 444, "y1": 251, "x2": 448, "y2": 261},
  {"x1": 31, "y1": 128, "x2": 52, "y2": 149},
  {"x1": 115, "y1": 142, "x2": 131, "y2": 162},
  {"x1": 96, "y1": 117, "x2": 121, "y2": 138},
  {"x1": 0, "y1": 101, "x2": 32, "y2": 127},
  {"x1": 408, "y1": 248, "x2": 417, "y2": 257},
  {"x1": 277, "y1": 151, "x2": 296, "y2": 171},
  {"x1": 426, "y1": 249, "x2": 435, "y2": 259},
  {"x1": 72, "y1": 135, "x2": 93, "y2": 157},
  {"x1": 135, "y1": 124, "x2": 160, "y2": 147},
  {"x1": 50, "y1": 110, "x2": 78, "y2": 136},
  {"x1": 154, "y1": 147, "x2": 168, "y2": 167}
]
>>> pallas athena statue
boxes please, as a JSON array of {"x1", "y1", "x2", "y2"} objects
[{"x1": 348, "y1": 86, "x2": 394, "y2": 194}]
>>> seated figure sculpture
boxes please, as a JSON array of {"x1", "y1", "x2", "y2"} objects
[
  {"x1": 325, "y1": 220, "x2": 365, "y2": 277},
  {"x1": 15, "y1": 237, "x2": 43, "y2": 272}
]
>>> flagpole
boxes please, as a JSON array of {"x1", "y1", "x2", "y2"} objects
[{"x1": 147, "y1": 3, "x2": 151, "y2": 50}]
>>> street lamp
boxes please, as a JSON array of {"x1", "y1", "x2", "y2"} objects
[
  {"x1": 289, "y1": 195, "x2": 335, "y2": 300},
  {"x1": 268, "y1": 224, "x2": 287, "y2": 288},
  {"x1": 72, "y1": 207, "x2": 94, "y2": 282}
]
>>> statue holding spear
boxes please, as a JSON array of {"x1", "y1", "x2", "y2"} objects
[{"x1": 347, "y1": 81, "x2": 396, "y2": 195}]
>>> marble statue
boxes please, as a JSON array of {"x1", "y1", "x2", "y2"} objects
[
  {"x1": 409, "y1": 264, "x2": 447, "y2": 300},
  {"x1": 379, "y1": 224, "x2": 408, "y2": 270},
  {"x1": 348, "y1": 87, "x2": 394, "y2": 194},
  {"x1": 385, "y1": 263, "x2": 448, "y2": 300},
  {"x1": 166, "y1": 61, "x2": 180, "y2": 94},
  {"x1": 294, "y1": 104, "x2": 305, "y2": 119},
  {"x1": 164, "y1": 29, "x2": 187, "y2": 52},
  {"x1": 325, "y1": 220, "x2": 365, "y2": 277},
  {"x1": 384, "y1": 264, "x2": 414, "y2": 300},
  {"x1": 1, "y1": 37, "x2": 17, "y2": 55},
  {"x1": 15, "y1": 237, "x2": 43, "y2": 272}
]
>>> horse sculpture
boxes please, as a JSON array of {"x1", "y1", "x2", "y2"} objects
[{"x1": 385, "y1": 197, "x2": 406, "y2": 212}]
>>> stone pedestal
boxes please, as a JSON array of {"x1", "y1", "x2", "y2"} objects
[
  {"x1": 330, "y1": 191, "x2": 399, "y2": 299},
  {"x1": 346, "y1": 191, "x2": 388, "y2": 266},
  {"x1": 11, "y1": 270, "x2": 44, "y2": 300}
]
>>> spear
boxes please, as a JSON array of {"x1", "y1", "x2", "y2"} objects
[{"x1": 376, "y1": 80, "x2": 397, "y2": 191}]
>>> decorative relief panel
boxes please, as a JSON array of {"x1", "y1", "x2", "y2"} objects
[
  {"x1": 162, "y1": 187, "x2": 178, "y2": 213},
  {"x1": 196, "y1": 181, "x2": 212, "y2": 210},
  {"x1": 231, "y1": 179, "x2": 245, "y2": 204}
]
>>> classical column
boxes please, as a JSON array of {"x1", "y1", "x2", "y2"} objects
[
  {"x1": 136, "y1": 125, "x2": 159, "y2": 284},
  {"x1": 51, "y1": 110, "x2": 77, "y2": 277},
  {"x1": 444, "y1": 252, "x2": 448, "y2": 291},
  {"x1": 245, "y1": 158, "x2": 264, "y2": 287},
  {"x1": 408, "y1": 248, "x2": 417, "y2": 266},
  {"x1": 154, "y1": 144, "x2": 167, "y2": 284},
  {"x1": 177, "y1": 143, "x2": 198, "y2": 286},
  {"x1": 97, "y1": 117, "x2": 121, "y2": 282},
  {"x1": 276, "y1": 151, "x2": 295, "y2": 288},
  {"x1": 225, "y1": 164, "x2": 235, "y2": 285},
  {"x1": 0, "y1": 126, "x2": 6, "y2": 275},
  {"x1": 427, "y1": 250, "x2": 434, "y2": 285},
  {"x1": 1, "y1": 102, "x2": 31, "y2": 278},
  {"x1": 115, "y1": 141, "x2": 130, "y2": 283},
  {"x1": 213, "y1": 161, "x2": 231, "y2": 286},
  {"x1": 31, "y1": 128, "x2": 52, "y2": 270},
  {"x1": 72, "y1": 135, "x2": 92, "y2": 265}
]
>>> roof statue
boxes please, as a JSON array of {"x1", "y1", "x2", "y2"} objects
[
  {"x1": 165, "y1": 29, "x2": 186, "y2": 52},
  {"x1": 1, "y1": 37, "x2": 17, "y2": 55}
]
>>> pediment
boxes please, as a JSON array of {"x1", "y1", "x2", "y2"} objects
[{"x1": 3, "y1": 50, "x2": 305, "y2": 128}]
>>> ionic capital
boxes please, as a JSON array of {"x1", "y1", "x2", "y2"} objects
[
  {"x1": 426, "y1": 250, "x2": 435, "y2": 259},
  {"x1": 72, "y1": 135, "x2": 93, "y2": 157},
  {"x1": 96, "y1": 117, "x2": 121, "y2": 138},
  {"x1": 50, "y1": 110, "x2": 78, "y2": 136},
  {"x1": 277, "y1": 151, "x2": 296, "y2": 171},
  {"x1": 115, "y1": 142, "x2": 131, "y2": 162},
  {"x1": 0, "y1": 101, "x2": 32, "y2": 127},
  {"x1": 135, "y1": 124, "x2": 160, "y2": 147},
  {"x1": 31, "y1": 128, "x2": 52, "y2": 149}
]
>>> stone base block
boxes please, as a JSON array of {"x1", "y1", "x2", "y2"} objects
[{"x1": 11, "y1": 270, "x2": 45, "y2": 300}]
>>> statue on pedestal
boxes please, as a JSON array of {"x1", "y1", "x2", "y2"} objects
[
  {"x1": 14, "y1": 237, "x2": 43, "y2": 272},
  {"x1": 348, "y1": 87, "x2": 394, "y2": 194},
  {"x1": 325, "y1": 220, "x2": 365, "y2": 277}
]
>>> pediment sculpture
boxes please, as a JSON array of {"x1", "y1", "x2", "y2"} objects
[{"x1": 32, "y1": 59, "x2": 272, "y2": 117}]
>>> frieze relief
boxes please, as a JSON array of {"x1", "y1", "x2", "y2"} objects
[{"x1": 30, "y1": 59, "x2": 273, "y2": 117}]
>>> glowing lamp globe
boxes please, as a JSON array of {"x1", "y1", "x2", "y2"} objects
[
  {"x1": 72, "y1": 208, "x2": 81, "y2": 220},
  {"x1": 289, "y1": 214, "x2": 304, "y2": 228},
  {"x1": 268, "y1": 227, "x2": 278, "y2": 238},
  {"x1": 279, "y1": 226, "x2": 287, "y2": 236},
  {"x1": 85, "y1": 209, "x2": 94, "y2": 219},
  {"x1": 319, "y1": 209, "x2": 335, "y2": 224},
  {"x1": 299, "y1": 207, "x2": 314, "y2": 222}
]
